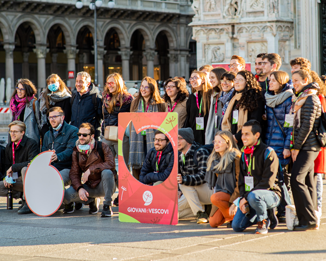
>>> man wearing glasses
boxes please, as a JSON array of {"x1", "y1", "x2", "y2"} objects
[
  {"x1": 229, "y1": 55, "x2": 246, "y2": 74},
  {"x1": 63, "y1": 123, "x2": 116, "y2": 217},
  {"x1": 0, "y1": 121, "x2": 38, "y2": 214},
  {"x1": 139, "y1": 130, "x2": 174, "y2": 185},
  {"x1": 42, "y1": 107, "x2": 78, "y2": 190}
]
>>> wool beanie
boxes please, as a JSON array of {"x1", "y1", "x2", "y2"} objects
[{"x1": 178, "y1": 128, "x2": 194, "y2": 144}]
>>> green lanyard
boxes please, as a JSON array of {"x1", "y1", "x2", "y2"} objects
[
  {"x1": 265, "y1": 78, "x2": 268, "y2": 92},
  {"x1": 181, "y1": 154, "x2": 186, "y2": 165}
]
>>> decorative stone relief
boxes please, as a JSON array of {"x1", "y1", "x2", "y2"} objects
[
  {"x1": 211, "y1": 46, "x2": 225, "y2": 63},
  {"x1": 223, "y1": 0, "x2": 243, "y2": 18},
  {"x1": 204, "y1": 44, "x2": 225, "y2": 63},
  {"x1": 191, "y1": 0, "x2": 200, "y2": 17},
  {"x1": 248, "y1": 0, "x2": 264, "y2": 10},
  {"x1": 247, "y1": 42, "x2": 267, "y2": 62},
  {"x1": 270, "y1": 0, "x2": 278, "y2": 14},
  {"x1": 278, "y1": 41, "x2": 286, "y2": 63},
  {"x1": 204, "y1": 0, "x2": 217, "y2": 12}
]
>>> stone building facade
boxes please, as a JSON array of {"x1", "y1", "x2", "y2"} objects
[
  {"x1": 0, "y1": 0, "x2": 195, "y2": 95},
  {"x1": 189, "y1": 0, "x2": 322, "y2": 75}
]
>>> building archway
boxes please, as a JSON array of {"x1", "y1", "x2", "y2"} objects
[
  {"x1": 155, "y1": 31, "x2": 169, "y2": 80},
  {"x1": 104, "y1": 28, "x2": 121, "y2": 78},
  {"x1": 130, "y1": 29, "x2": 145, "y2": 80}
]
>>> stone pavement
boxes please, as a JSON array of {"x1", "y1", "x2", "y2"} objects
[{"x1": 0, "y1": 181, "x2": 326, "y2": 261}]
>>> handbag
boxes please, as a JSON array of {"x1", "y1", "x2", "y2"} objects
[
  {"x1": 271, "y1": 109, "x2": 286, "y2": 138},
  {"x1": 315, "y1": 104, "x2": 326, "y2": 147},
  {"x1": 103, "y1": 106, "x2": 118, "y2": 142}
]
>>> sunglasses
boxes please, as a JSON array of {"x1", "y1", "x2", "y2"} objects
[{"x1": 77, "y1": 133, "x2": 90, "y2": 137}]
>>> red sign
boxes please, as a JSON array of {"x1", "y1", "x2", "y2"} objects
[
  {"x1": 212, "y1": 63, "x2": 252, "y2": 71},
  {"x1": 68, "y1": 71, "x2": 75, "y2": 79},
  {"x1": 118, "y1": 112, "x2": 179, "y2": 225}
]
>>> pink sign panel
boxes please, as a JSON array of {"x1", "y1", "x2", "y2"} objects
[
  {"x1": 212, "y1": 63, "x2": 252, "y2": 71},
  {"x1": 118, "y1": 112, "x2": 178, "y2": 225}
]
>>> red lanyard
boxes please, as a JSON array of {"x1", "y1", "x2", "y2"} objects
[
  {"x1": 215, "y1": 98, "x2": 218, "y2": 114},
  {"x1": 195, "y1": 93, "x2": 203, "y2": 117},
  {"x1": 168, "y1": 100, "x2": 179, "y2": 112},
  {"x1": 12, "y1": 139, "x2": 22, "y2": 165},
  {"x1": 142, "y1": 99, "x2": 150, "y2": 112},
  {"x1": 155, "y1": 151, "x2": 162, "y2": 172}
]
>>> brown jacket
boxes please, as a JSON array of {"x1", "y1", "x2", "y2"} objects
[{"x1": 69, "y1": 141, "x2": 115, "y2": 191}]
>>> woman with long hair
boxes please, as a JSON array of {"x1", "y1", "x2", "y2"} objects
[
  {"x1": 219, "y1": 72, "x2": 236, "y2": 123},
  {"x1": 38, "y1": 74, "x2": 72, "y2": 138},
  {"x1": 221, "y1": 70, "x2": 264, "y2": 148},
  {"x1": 10, "y1": 79, "x2": 40, "y2": 146},
  {"x1": 129, "y1": 76, "x2": 166, "y2": 179},
  {"x1": 265, "y1": 71, "x2": 293, "y2": 221},
  {"x1": 102, "y1": 73, "x2": 133, "y2": 158},
  {"x1": 206, "y1": 131, "x2": 241, "y2": 228},
  {"x1": 205, "y1": 67, "x2": 227, "y2": 144},
  {"x1": 290, "y1": 69, "x2": 321, "y2": 230},
  {"x1": 163, "y1": 77, "x2": 188, "y2": 128},
  {"x1": 184, "y1": 71, "x2": 212, "y2": 145}
]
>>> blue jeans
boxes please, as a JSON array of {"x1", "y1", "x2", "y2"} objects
[{"x1": 232, "y1": 190, "x2": 280, "y2": 232}]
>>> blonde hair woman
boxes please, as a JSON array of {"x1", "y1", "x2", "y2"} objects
[
  {"x1": 38, "y1": 74, "x2": 72, "y2": 138},
  {"x1": 184, "y1": 70, "x2": 213, "y2": 145},
  {"x1": 102, "y1": 73, "x2": 133, "y2": 157},
  {"x1": 205, "y1": 130, "x2": 241, "y2": 228},
  {"x1": 129, "y1": 76, "x2": 166, "y2": 179}
]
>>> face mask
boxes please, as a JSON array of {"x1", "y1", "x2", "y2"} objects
[
  {"x1": 53, "y1": 122, "x2": 62, "y2": 131},
  {"x1": 48, "y1": 82, "x2": 60, "y2": 92},
  {"x1": 78, "y1": 144, "x2": 90, "y2": 151}
]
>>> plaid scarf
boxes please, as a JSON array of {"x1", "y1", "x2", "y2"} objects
[
  {"x1": 219, "y1": 88, "x2": 235, "y2": 116},
  {"x1": 129, "y1": 99, "x2": 159, "y2": 168},
  {"x1": 10, "y1": 94, "x2": 35, "y2": 121}
]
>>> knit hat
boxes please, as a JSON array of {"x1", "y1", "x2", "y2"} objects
[{"x1": 178, "y1": 128, "x2": 194, "y2": 144}]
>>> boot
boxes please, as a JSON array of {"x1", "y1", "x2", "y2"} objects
[{"x1": 17, "y1": 201, "x2": 32, "y2": 214}]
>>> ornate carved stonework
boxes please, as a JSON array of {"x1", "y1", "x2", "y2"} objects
[
  {"x1": 223, "y1": 0, "x2": 243, "y2": 18},
  {"x1": 118, "y1": 48, "x2": 133, "y2": 60},
  {"x1": 144, "y1": 50, "x2": 156, "y2": 62},
  {"x1": 3, "y1": 44, "x2": 15, "y2": 58},
  {"x1": 270, "y1": 0, "x2": 278, "y2": 14},
  {"x1": 191, "y1": 0, "x2": 200, "y2": 17},
  {"x1": 64, "y1": 47, "x2": 78, "y2": 59},
  {"x1": 247, "y1": 42, "x2": 267, "y2": 62},
  {"x1": 248, "y1": 0, "x2": 264, "y2": 10},
  {"x1": 204, "y1": 0, "x2": 217, "y2": 12},
  {"x1": 204, "y1": 44, "x2": 225, "y2": 63},
  {"x1": 33, "y1": 46, "x2": 48, "y2": 59}
]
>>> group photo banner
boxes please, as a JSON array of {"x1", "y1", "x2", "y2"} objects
[{"x1": 118, "y1": 112, "x2": 178, "y2": 225}]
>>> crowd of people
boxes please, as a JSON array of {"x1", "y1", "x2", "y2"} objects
[{"x1": 0, "y1": 52, "x2": 325, "y2": 234}]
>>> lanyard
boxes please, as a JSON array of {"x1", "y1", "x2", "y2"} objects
[
  {"x1": 195, "y1": 93, "x2": 203, "y2": 117},
  {"x1": 168, "y1": 100, "x2": 179, "y2": 112},
  {"x1": 265, "y1": 78, "x2": 268, "y2": 92},
  {"x1": 12, "y1": 139, "x2": 22, "y2": 165},
  {"x1": 142, "y1": 99, "x2": 150, "y2": 112},
  {"x1": 243, "y1": 140, "x2": 259, "y2": 175},
  {"x1": 155, "y1": 151, "x2": 162, "y2": 172},
  {"x1": 215, "y1": 96, "x2": 219, "y2": 114},
  {"x1": 291, "y1": 92, "x2": 304, "y2": 113},
  {"x1": 181, "y1": 154, "x2": 186, "y2": 165}
]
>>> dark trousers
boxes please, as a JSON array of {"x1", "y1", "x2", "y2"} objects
[{"x1": 290, "y1": 150, "x2": 319, "y2": 226}]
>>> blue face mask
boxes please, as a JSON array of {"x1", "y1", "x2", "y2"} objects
[
  {"x1": 78, "y1": 144, "x2": 90, "y2": 151},
  {"x1": 48, "y1": 82, "x2": 60, "y2": 92},
  {"x1": 53, "y1": 122, "x2": 62, "y2": 131}
]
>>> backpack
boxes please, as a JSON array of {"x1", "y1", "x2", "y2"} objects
[
  {"x1": 315, "y1": 103, "x2": 326, "y2": 147},
  {"x1": 76, "y1": 141, "x2": 104, "y2": 162},
  {"x1": 193, "y1": 144, "x2": 214, "y2": 165}
]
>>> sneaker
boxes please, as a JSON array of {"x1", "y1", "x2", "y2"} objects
[
  {"x1": 89, "y1": 198, "x2": 100, "y2": 214},
  {"x1": 75, "y1": 202, "x2": 83, "y2": 211},
  {"x1": 63, "y1": 202, "x2": 74, "y2": 214},
  {"x1": 17, "y1": 201, "x2": 32, "y2": 214},
  {"x1": 101, "y1": 205, "x2": 113, "y2": 217},
  {"x1": 268, "y1": 207, "x2": 279, "y2": 229},
  {"x1": 255, "y1": 219, "x2": 270, "y2": 234},
  {"x1": 113, "y1": 196, "x2": 119, "y2": 207},
  {"x1": 196, "y1": 211, "x2": 209, "y2": 224}
]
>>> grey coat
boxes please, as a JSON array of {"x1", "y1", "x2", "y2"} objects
[{"x1": 205, "y1": 92, "x2": 222, "y2": 144}]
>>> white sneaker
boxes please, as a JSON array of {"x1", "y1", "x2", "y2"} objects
[{"x1": 315, "y1": 209, "x2": 321, "y2": 230}]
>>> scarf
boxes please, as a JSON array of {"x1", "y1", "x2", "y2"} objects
[
  {"x1": 219, "y1": 88, "x2": 235, "y2": 116},
  {"x1": 221, "y1": 92, "x2": 248, "y2": 133},
  {"x1": 292, "y1": 89, "x2": 318, "y2": 128},
  {"x1": 103, "y1": 93, "x2": 133, "y2": 112},
  {"x1": 241, "y1": 139, "x2": 260, "y2": 176},
  {"x1": 76, "y1": 138, "x2": 96, "y2": 157},
  {"x1": 129, "y1": 99, "x2": 159, "y2": 168},
  {"x1": 10, "y1": 94, "x2": 34, "y2": 121},
  {"x1": 265, "y1": 89, "x2": 293, "y2": 108}
]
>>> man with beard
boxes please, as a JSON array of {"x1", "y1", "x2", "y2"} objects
[
  {"x1": 260, "y1": 53, "x2": 282, "y2": 95},
  {"x1": 255, "y1": 53, "x2": 268, "y2": 93},
  {"x1": 139, "y1": 130, "x2": 174, "y2": 185}
]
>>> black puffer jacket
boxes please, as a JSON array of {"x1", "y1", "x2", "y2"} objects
[{"x1": 293, "y1": 82, "x2": 321, "y2": 151}]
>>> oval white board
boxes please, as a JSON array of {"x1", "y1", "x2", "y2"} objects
[{"x1": 24, "y1": 151, "x2": 64, "y2": 217}]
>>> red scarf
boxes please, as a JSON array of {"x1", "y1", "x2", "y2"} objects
[{"x1": 10, "y1": 94, "x2": 35, "y2": 121}]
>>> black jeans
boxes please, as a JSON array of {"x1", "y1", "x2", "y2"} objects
[{"x1": 290, "y1": 150, "x2": 319, "y2": 226}]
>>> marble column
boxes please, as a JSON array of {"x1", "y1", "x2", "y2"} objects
[
  {"x1": 3, "y1": 43, "x2": 15, "y2": 94},
  {"x1": 22, "y1": 51, "x2": 30, "y2": 79},
  {"x1": 144, "y1": 49, "x2": 156, "y2": 78},
  {"x1": 168, "y1": 50, "x2": 179, "y2": 78},
  {"x1": 64, "y1": 46, "x2": 78, "y2": 89},
  {"x1": 92, "y1": 46, "x2": 106, "y2": 91},
  {"x1": 33, "y1": 45, "x2": 48, "y2": 92},
  {"x1": 118, "y1": 47, "x2": 132, "y2": 80},
  {"x1": 179, "y1": 50, "x2": 188, "y2": 78}
]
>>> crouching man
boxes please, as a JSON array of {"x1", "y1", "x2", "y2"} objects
[
  {"x1": 139, "y1": 130, "x2": 174, "y2": 185},
  {"x1": 63, "y1": 123, "x2": 116, "y2": 217}
]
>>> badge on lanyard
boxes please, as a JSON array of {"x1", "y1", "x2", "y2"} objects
[
  {"x1": 196, "y1": 117, "x2": 204, "y2": 130},
  {"x1": 245, "y1": 176, "x2": 254, "y2": 191},
  {"x1": 232, "y1": 110, "x2": 239, "y2": 124},
  {"x1": 284, "y1": 114, "x2": 294, "y2": 128},
  {"x1": 215, "y1": 115, "x2": 218, "y2": 129}
]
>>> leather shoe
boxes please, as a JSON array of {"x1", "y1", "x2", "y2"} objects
[{"x1": 293, "y1": 224, "x2": 317, "y2": 231}]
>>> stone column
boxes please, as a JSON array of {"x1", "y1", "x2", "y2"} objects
[
  {"x1": 92, "y1": 46, "x2": 106, "y2": 92},
  {"x1": 3, "y1": 43, "x2": 15, "y2": 94},
  {"x1": 118, "y1": 47, "x2": 132, "y2": 81},
  {"x1": 144, "y1": 49, "x2": 156, "y2": 78},
  {"x1": 64, "y1": 46, "x2": 78, "y2": 89},
  {"x1": 179, "y1": 50, "x2": 188, "y2": 78},
  {"x1": 22, "y1": 51, "x2": 30, "y2": 79},
  {"x1": 168, "y1": 50, "x2": 179, "y2": 78},
  {"x1": 33, "y1": 45, "x2": 48, "y2": 92},
  {"x1": 51, "y1": 52, "x2": 58, "y2": 74}
]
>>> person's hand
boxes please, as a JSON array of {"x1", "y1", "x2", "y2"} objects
[
  {"x1": 229, "y1": 204, "x2": 238, "y2": 216},
  {"x1": 283, "y1": 149, "x2": 291, "y2": 159},
  {"x1": 6, "y1": 167, "x2": 12, "y2": 177},
  {"x1": 3, "y1": 179, "x2": 12, "y2": 188},
  {"x1": 233, "y1": 135, "x2": 238, "y2": 143},
  {"x1": 177, "y1": 174, "x2": 183, "y2": 184},
  {"x1": 51, "y1": 152, "x2": 58, "y2": 162},
  {"x1": 82, "y1": 169, "x2": 90, "y2": 184},
  {"x1": 291, "y1": 149, "x2": 299, "y2": 162},
  {"x1": 78, "y1": 188, "x2": 89, "y2": 201},
  {"x1": 239, "y1": 198, "x2": 248, "y2": 214},
  {"x1": 178, "y1": 191, "x2": 182, "y2": 199}
]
